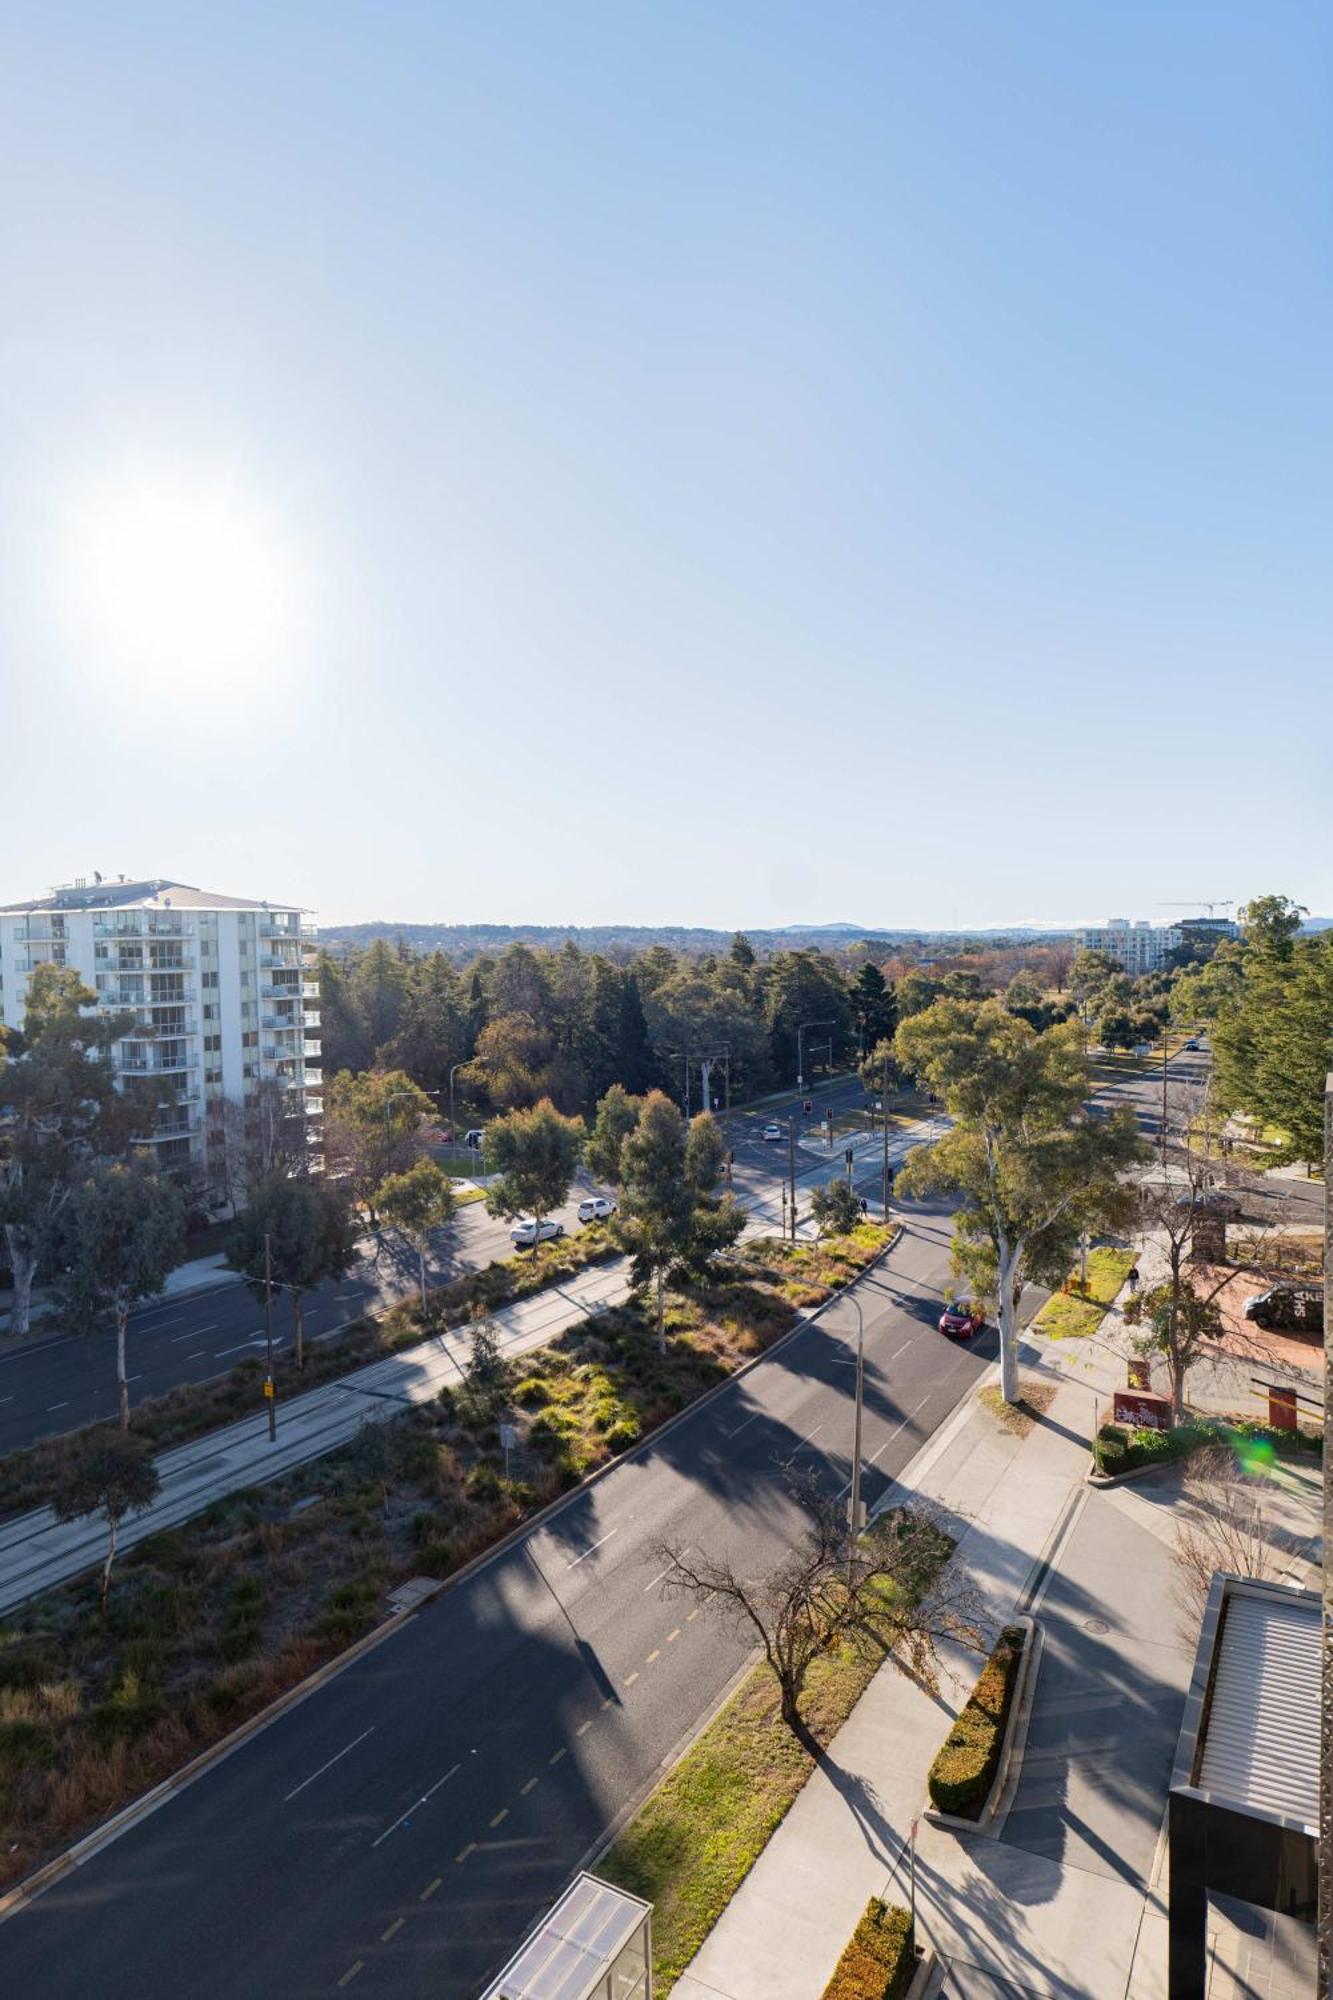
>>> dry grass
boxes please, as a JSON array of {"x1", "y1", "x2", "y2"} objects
[{"x1": 979, "y1": 1379, "x2": 1057, "y2": 1436}]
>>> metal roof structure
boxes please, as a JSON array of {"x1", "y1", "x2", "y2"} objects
[
  {"x1": 0, "y1": 878, "x2": 306, "y2": 916},
  {"x1": 479, "y1": 1874, "x2": 651, "y2": 2000},
  {"x1": 1195, "y1": 1585, "x2": 1319, "y2": 1831}
]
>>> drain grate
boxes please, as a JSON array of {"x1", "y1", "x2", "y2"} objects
[{"x1": 1085, "y1": 1617, "x2": 1110, "y2": 1634}]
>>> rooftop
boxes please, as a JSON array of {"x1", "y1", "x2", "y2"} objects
[
  {"x1": 1174, "y1": 1576, "x2": 1319, "y2": 1834},
  {"x1": 478, "y1": 1873, "x2": 651, "y2": 2000},
  {"x1": 0, "y1": 878, "x2": 306, "y2": 917}
]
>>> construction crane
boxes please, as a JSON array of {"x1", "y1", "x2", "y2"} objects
[{"x1": 1158, "y1": 900, "x2": 1235, "y2": 919}]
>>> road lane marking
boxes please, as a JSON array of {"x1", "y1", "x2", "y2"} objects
[
  {"x1": 337, "y1": 1964, "x2": 363, "y2": 1988},
  {"x1": 666, "y1": 1628, "x2": 681, "y2": 1643},
  {"x1": 687, "y1": 1608, "x2": 701, "y2": 1621},
  {"x1": 623, "y1": 1671, "x2": 639, "y2": 1688},
  {"x1": 723, "y1": 1411, "x2": 760, "y2": 1439},
  {"x1": 46, "y1": 1402, "x2": 68, "y2": 1412},
  {"x1": 370, "y1": 1763, "x2": 460, "y2": 1848},
  {"x1": 455, "y1": 1843, "x2": 476, "y2": 1864},
  {"x1": 171, "y1": 1324, "x2": 219, "y2": 1341},
  {"x1": 867, "y1": 1395, "x2": 931, "y2": 1466},
  {"x1": 381, "y1": 1918, "x2": 404, "y2": 1942},
  {"x1": 793, "y1": 1423, "x2": 824, "y2": 1452},
  {"x1": 213, "y1": 1335, "x2": 267, "y2": 1357},
  {"x1": 576, "y1": 1719, "x2": 593, "y2": 1736},
  {"x1": 186, "y1": 1351, "x2": 206, "y2": 1360},
  {"x1": 565, "y1": 1527, "x2": 618, "y2": 1570},
  {"x1": 549, "y1": 1747, "x2": 567, "y2": 1765},
  {"x1": 489, "y1": 1808, "x2": 509, "y2": 1828},
  {"x1": 419, "y1": 1878, "x2": 442, "y2": 1901},
  {"x1": 521, "y1": 1777, "x2": 538, "y2": 1795},
  {"x1": 283, "y1": 1726, "x2": 376, "y2": 1803},
  {"x1": 644, "y1": 1649, "x2": 660, "y2": 1665}
]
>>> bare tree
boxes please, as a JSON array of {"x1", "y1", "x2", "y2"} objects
[
  {"x1": 653, "y1": 1487, "x2": 981, "y2": 1737},
  {"x1": 205, "y1": 1079, "x2": 310, "y2": 1214},
  {"x1": 1173, "y1": 1444, "x2": 1281, "y2": 1636},
  {"x1": 1132, "y1": 1083, "x2": 1291, "y2": 1418}
]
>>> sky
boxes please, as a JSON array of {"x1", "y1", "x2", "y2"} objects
[{"x1": 1, "y1": 4, "x2": 1329, "y2": 931}]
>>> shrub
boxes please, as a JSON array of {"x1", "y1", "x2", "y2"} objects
[
  {"x1": 414, "y1": 1539, "x2": 455, "y2": 1578},
  {"x1": 927, "y1": 1627, "x2": 1024, "y2": 1818},
  {"x1": 820, "y1": 1898, "x2": 915, "y2": 2000},
  {"x1": 1094, "y1": 1418, "x2": 1321, "y2": 1479},
  {"x1": 0, "y1": 1719, "x2": 57, "y2": 1774}
]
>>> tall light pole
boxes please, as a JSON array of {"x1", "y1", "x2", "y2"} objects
[
  {"x1": 796, "y1": 1019, "x2": 835, "y2": 1093},
  {"x1": 448, "y1": 1062, "x2": 469, "y2": 1144},
  {"x1": 788, "y1": 1115, "x2": 798, "y2": 1241},
  {"x1": 263, "y1": 1231, "x2": 277, "y2": 1443},
  {"x1": 881, "y1": 1048, "x2": 892, "y2": 1219},
  {"x1": 1160, "y1": 1026, "x2": 1170, "y2": 1166},
  {"x1": 847, "y1": 1293, "x2": 865, "y2": 1588}
]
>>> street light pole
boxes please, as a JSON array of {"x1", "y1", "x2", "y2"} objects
[
  {"x1": 448, "y1": 1062, "x2": 468, "y2": 1145},
  {"x1": 1161, "y1": 1027, "x2": 1169, "y2": 1167},
  {"x1": 882, "y1": 1049, "x2": 892, "y2": 1219},
  {"x1": 788, "y1": 1115, "x2": 797, "y2": 1242},
  {"x1": 263, "y1": 1231, "x2": 277, "y2": 1443},
  {"x1": 797, "y1": 1019, "x2": 835, "y2": 1093},
  {"x1": 847, "y1": 1295, "x2": 865, "y2": 1588}
]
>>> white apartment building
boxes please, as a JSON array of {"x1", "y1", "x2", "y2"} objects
[
  {"x1": 1074, "y1": 918, "x2": 1182, "y2": 973},
  {"x1": 0, "y1": 876, "x2": 321, "y2": 1206}
]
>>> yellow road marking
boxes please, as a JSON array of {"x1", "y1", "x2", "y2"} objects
[
  {"x1": 420, "y1": 1878, "x2": 442, "y2": 1901},
  {"x1": 645, "y1": 1648, "x2": 660, "y2": 1664},
  {"x1": 337, "y1": 1965, "x2": 363, "y2": 1989},
  {"x1": 489, "y1": 1808, "x2": 509, "y2": 1829},
  {"x1": 549, "y1": 1747, "x2": 567, "y2": 1765},
  {"x1": 623, "y1": 1671, "x2": 639, "y2": 1687},
  {"x1": 666, "y1": 1628, "x2": 681, "y2": 1643},
  {"x1": 455, "y1": 1843, "x2": 476, "y2": 1864},
  {"x1": 576, "y1": 1719, "x2": 593, "y2": 1737},
  {"x1": 687, "y1": 1607, "x2": 701, "y2": 1621},
  {"x1": 381, "y1": 1919, "x2": 404, "y2": 1942},
  {"x1": 521, "y1": 1777, "x2": 538, "y2": 1795}
]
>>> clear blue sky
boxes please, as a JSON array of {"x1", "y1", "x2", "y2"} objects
[{"x1": 2, "y1": 4, "x2": 1328, "y2": 930}]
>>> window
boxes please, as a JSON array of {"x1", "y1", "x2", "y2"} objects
[
  {"x1": 205, "y1": 1066, "x2": 222, "y2": 1087},
  {"x1": 242, "y1": 1030, "x2": 258, "y2": 1048},
  {"x1": 203, "y1": 1003, "x2": 219, "y2": 1022},
  {"x1": 204, "y1": 1034, "x2": 222, "y2": 1053},
  {"x1": 202, "y1": 970, "x2": 219, "y2": 989}
]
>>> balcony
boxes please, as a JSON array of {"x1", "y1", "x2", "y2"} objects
[
  {"x1": 133, "y1": 1115, "x2": 201, "y2": 1144},
  {"x1": 97, "y1": 986, "x2": 145, "y2": 1009},
  {"x1": 118, "y1": 1052, "x2": 199, "y2": 1076},
  {"x1": 94, "y1": 916, "x2": 194, "y2": 939},
  {"x1": 146, "y1": 951, "x2": 195, "y2": 973}
]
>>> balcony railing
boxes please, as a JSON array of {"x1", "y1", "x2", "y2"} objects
[
  {"x1": 94, "y1": 917, "x2": 195, "y2": 939},
  {"x1": 118, "y1": 1053, "x2": 199, "y2": 1075}
]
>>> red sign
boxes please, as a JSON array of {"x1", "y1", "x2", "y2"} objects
[
  {"x1": 1113, "y1": 1390, "x2": 1172, "y2": 1431},
  {"x1": 1267, "y1": 1386, "x2": 1298, "y2": 1432}
]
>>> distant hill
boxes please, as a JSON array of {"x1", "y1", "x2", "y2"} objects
[{"x1": 317, "y1": 920, "x2": 1075, "y2": 960}]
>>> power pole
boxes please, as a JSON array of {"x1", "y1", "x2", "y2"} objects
[
  {"x1": 1319, "y1": 1071, "x2": 1332, "y2": 1997},
  {"x1": 1161, "y1": 1027, "x2": 1169, "y2": 1166},
  {"x1": 788, "y1": 1115, "x2": 797, "y2": 1241},
  {"x1": 263, "y1": 1231, "x2": 277, "y2": 1443}
]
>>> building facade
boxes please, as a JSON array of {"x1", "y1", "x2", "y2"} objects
[
  {"x1": 1075, "y1": 918, "x2": 1183, "y2": 973},
  {"x1": 0, "y1": 877, "x2": 321, "y2": 1206}
]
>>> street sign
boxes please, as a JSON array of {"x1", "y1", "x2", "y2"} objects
[
  {"x1": 263, "y1": 1378, "x2": 275, "y2": 1399},
  {"x1": 499, "y1": 1423, "x2": 519, "y2": 1452},
  {"x1": 1112, "y1": 1389, "x2": 1171, "y2": 1430}
]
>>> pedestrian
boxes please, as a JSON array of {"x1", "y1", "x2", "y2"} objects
[
  {"x1": 1127, "y1": 1263, "x2": 1141, "y2": 1293},
  {"x1": 859, "y1": 1197, "x2": 868, "y2": 1217}
]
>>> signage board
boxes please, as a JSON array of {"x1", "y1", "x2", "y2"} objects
[{"x1": 1112, "y1": 1389, "x2": 1172, "y2": 1431}]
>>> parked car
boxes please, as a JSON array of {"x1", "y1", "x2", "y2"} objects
[
  {"x1": 1243, "y1": 1287, "x2": 1323, "y2": 1335},
  {"x1": 762, "y1": 1121, "x2": 784, "y2": 1142},
  {"x1": 938, "y1": 1301, "x2": 985, "y2": 1339},
  {"x1": 578, "y1": 1195, "x2": 617, "y2": 1224},
  {"x1": 1176, "y1": 1188, "x2": 1242, "y2": 1220},
  {"x1": 463, "y1": 1128, "x2": 485, "y2": 1150},
  {"x1": 510, "y1": 1217, "x2": 565, "y2": 1248}
]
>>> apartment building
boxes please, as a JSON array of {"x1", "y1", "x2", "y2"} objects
[
  {"x1": 0, "y1": 876, "x2": 321, "y2": 1207},
  {"x1": 1074, "y1": 918, "x2": 1182, "y2": 973}
]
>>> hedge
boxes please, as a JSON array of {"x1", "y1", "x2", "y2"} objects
[
  {"x1": 926, "y1": 1626, "x2": 1025, "y2": 1818},
  {"x1": 820, "y1": 1898, "x2": 915, "y2": 2000},
  {"x1": 1094, "y1": 1418, "x2": 1322, "y2": 1479}
]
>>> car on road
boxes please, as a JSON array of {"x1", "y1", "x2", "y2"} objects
[
  {"x1": 938, "y1": 1301, "x2": 985, "y2": 1339},
  {"x1": 509, "y1": 1217, "x2": 565, "y2": 1248},
  {"x1": 463, "y1": 1128, "x2": 485, "y2": 1149},
  {"x1": 1183, "y1": 1039, "x2": 1200, "y2": 1052},
  {"x1": 578, "y1": 1195, "x2": 617, "y2": 1224},
  {"x1": 1243, "y1": 1286, "x2": 1323, "y2": 1335},
  {"x1": 762, "y1": 1121, "x2": 784, "y2": 1142}
]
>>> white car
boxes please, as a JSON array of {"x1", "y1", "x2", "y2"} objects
[
  {"x1": 762, "y1": 1121, "x2": 784, "y2": 1142},
  {"x1": 578, "y1": 1195, "x2": 617, "y2": 1224},
  {"x1": 509, "y1": 1217, "x2": 566, "y2": 1247}
]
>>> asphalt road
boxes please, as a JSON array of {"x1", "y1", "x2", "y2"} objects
[
  {"x1": 0, "y1": 1195, "x2": 589, "y2": 1459},
  {"x1": 0, "y1": 1198, "x2": 997, "y2": 2000}
]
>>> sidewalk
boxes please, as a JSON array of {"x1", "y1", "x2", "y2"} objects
[
  {"x1": 0, "y1": 1260, "x2": 630, "y2": 1616},
  {"x1": 670, "y1": 1314, "x2": 1309, "y2": 2000}
]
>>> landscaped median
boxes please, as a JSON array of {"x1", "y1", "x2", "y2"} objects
[
  {"x1": 0, "y1": 1223, "x2": 894, "y2": 1895},
  {"x1": 820, "y1": 1898, "x2": 916, "y2": 1999},
  {"x1": 1032, "y1": 1247, "x2": 1135, "y2": 1341},
  {"x1": 926, "y1": 1624, "x2": 1026, "y2": 1821}
]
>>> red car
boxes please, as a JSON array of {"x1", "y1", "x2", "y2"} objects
[{"x1": 938, "y1": 1302, "x2": 985, "y2": 1339}]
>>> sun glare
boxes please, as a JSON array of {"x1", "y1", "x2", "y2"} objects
[{"x1": 71, "y1": 478, "x2": 301, "y2": 695}]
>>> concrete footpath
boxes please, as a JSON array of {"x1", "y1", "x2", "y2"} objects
[
  {"x1": 671, "y1": 1326, "x2": 1322, "y2": 2000},
  {"x1": 0, "y1": 1260, "x2": 629, "y2": 1616}
]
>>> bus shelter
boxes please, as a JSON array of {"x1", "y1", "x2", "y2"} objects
[{"x1": 479, "y1": 1873, "x2": 652, "y2": 2000}]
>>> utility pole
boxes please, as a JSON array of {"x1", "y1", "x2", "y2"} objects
[
  {"x1": 263, "y1": 1231, "x2": 277, "y2": 1443},
  {"x1": 847, "y1": 1297, "x2": 864, "y2": 1587},
  {"x1": 788, "y1": 1115, "x2": 797, "y2": 1241},
  {"x1": 1161, "y1": 1027, "x2": 1169, "y2": 1166},
  {"x1": 796, "y1": 1019, "x2": 835, "y2": 1093}
]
